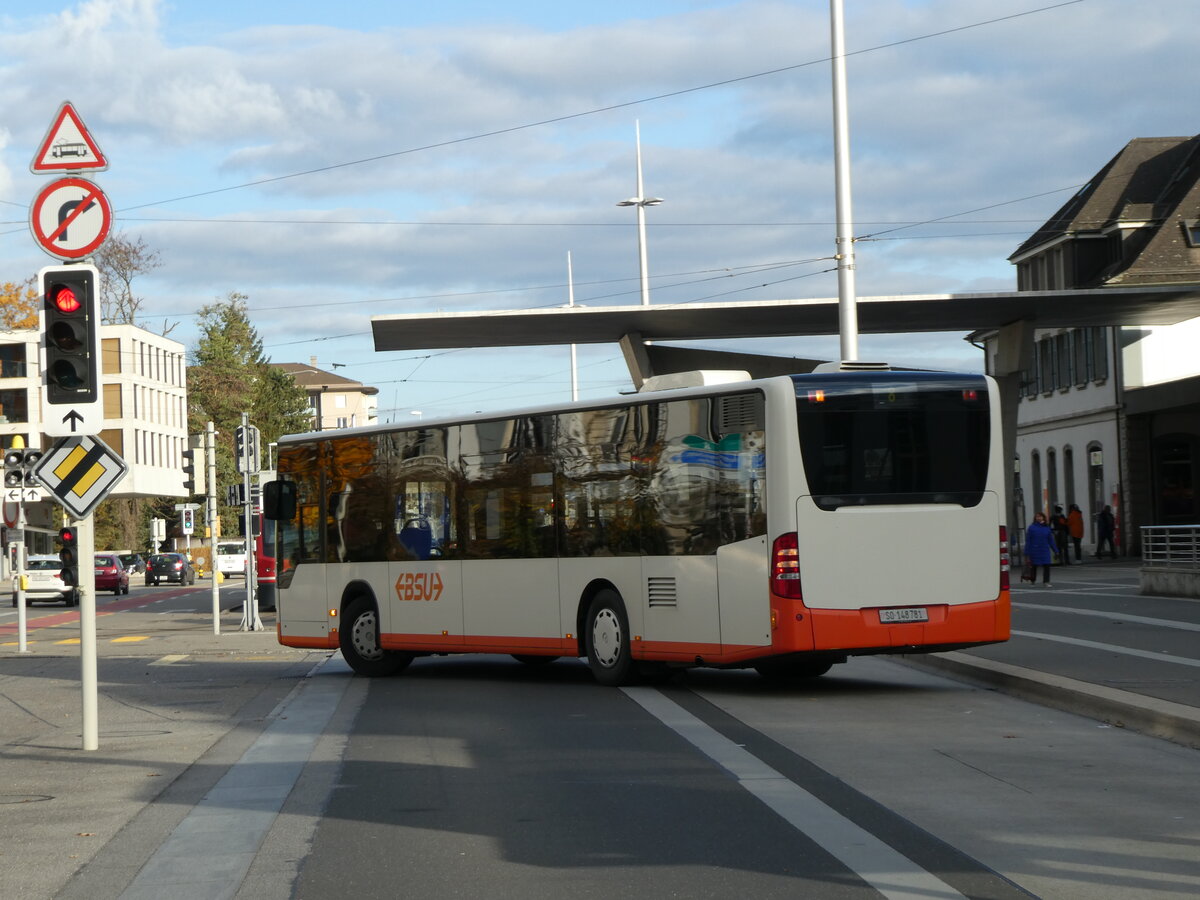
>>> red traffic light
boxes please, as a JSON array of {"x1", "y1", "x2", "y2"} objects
[
  {"x1": 50, "y1": 285, "x2": 81, "y2": 314},
  {"x1": 59, "y1": 526, "x2": 78, "y2": 546}
]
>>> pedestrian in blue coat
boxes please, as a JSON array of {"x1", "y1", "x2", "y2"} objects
[{"x1": 1026, "y1": 511, "x2": 1057, "y2": 587}]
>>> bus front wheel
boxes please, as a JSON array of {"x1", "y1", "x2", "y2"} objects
[
  {"x1": 340, "y1": 596, "x2": 412, "y2": 677},
  {"x1": 585, "y1": 590, "x2": 636, "y2": 686}
]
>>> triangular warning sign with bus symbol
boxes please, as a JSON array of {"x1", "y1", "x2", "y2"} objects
[{"x1": 30, "y1": 101, "x2": 109, "y2": 174}]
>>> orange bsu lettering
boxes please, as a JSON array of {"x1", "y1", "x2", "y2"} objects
[{"x1": 395, "y1": 571, "x2": 444, "y2": 603}]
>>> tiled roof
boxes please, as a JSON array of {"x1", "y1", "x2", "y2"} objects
[
  {"x1": 273, "y1": 362, "x2": 379, "y2": 395},
  {"x1": 1011, "y1": 134, "x2": 1200, "y2": 288}
]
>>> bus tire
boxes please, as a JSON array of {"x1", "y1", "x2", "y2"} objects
[
  {"x1": 512, "y1": 654, "x2": 560, "y2": 666},
  {"x1": 340, "y1": 596, "x2": 412, "y2": 677},
  {"x1": 585, "y1": 589, "x2": 636, "y2": 686},
  {"x1": 754, "y1": 659, "x2": 835, "y2": 680}
]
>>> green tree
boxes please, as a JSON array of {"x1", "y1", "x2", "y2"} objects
[{"x1": 187, "y1": 292, "x2": 311, "y2": 535}]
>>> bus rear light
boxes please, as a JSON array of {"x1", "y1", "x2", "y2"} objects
[
  {"x1": 770, "y1": 533, "x2": 802, "y2": 599},
  {"x1": 999, "y1": 526, "x2": 1010, "y2": 591}
]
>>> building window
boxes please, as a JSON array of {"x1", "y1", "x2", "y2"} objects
[
  {"x1": 1183, "y1": 220, "x2": 1200, "y2": 248},
  {"x1": 1038, "y1": 338, "x2": 1055, "y2": 393},
  {"x1": 1089, "y1": 327, "x2": 1109, "y2": 381},
  {"x1": 1072, "y1": 329, "x2": 1088, "y2": 386},
  {"x1": 0, "y1": 389, "x2": 29, "y2": 424},
  {"x1": 0, "y1": 344, "x2": 27, "y2": 378},
  {"x1": 1055, "y1": 333, "x2": 1071, "y2": 390}
]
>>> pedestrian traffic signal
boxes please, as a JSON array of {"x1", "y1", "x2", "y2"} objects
[
  {"x1": 3, "y1": 447, "x2": 43, "y2": 488},
  {"x1": 40, "y1": 264, "x2": 100, "y2": 405},
  {"x1": 59, "y1": 526, "x2": 79, "y2": 588}
]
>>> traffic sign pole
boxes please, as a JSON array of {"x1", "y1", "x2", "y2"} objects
[
  {"x1": 207, "y1": 422, "x2": 220, "y2": 636},
  {"x1": 77, "y1": 514, "x2": 98, "y2": 751}
]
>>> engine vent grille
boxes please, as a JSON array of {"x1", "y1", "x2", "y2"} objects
[
  {"x1": 647, "y1": 576, "x2": 678, "y2": 608},
  {"x1": 716, "y1": 393, "x2": 763, "y2": 433}
]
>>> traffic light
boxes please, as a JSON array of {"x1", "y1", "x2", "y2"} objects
[
  {"x1": 40, "y1": 264, "x2": 100, "y2": 405},
  {"x1": 3, "y1": 447, "x2": 43, "y2": 488},
  {"x1": 235, "y1": 424, "x2": 260, "y2": 474},
  {"x1": 59, "y1": 526, "x2": 79, "y2": 589},
  {"x1": 182, "y1": 436, "x2": 205, "y2": 495},
  {"x1": 181, "y1": 508, "x2": 195, "y2": 534}
]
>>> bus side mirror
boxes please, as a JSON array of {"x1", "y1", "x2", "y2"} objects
[{"x1": 263, "y1": 480, "x2": 297, "y2": 521}]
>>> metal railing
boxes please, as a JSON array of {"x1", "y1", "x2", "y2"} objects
[{"x1": 1141, "y1": 525, "x2": 1200, "y2": 568}]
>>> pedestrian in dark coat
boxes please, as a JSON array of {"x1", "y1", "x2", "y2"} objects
[
  {"x1": 1095, "y1": 505, "x2": 1117, "y2": 559},
  {"x1": 1026, "y1": 512, "x2": 1057, "y2": 586},
  {"x1": 1051, "y1": 505, "x2": 1069, "y2": 565}
]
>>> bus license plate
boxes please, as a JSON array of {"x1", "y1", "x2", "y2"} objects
[{"x1": 879, "y1": 607, "x2": 928, "y2": 624}]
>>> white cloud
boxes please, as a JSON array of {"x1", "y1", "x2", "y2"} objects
[{"x1": 1, "y1": 0, "x2": 1197, "y2": 414}]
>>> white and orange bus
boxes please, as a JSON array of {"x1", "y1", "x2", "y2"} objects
[{"x1": 264, "y1": 364, "x2": 1010, "y2": 684}]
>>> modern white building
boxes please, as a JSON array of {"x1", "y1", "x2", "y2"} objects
[{"x1": 1, "y1": 322, "x2": 189, "y2": 557}]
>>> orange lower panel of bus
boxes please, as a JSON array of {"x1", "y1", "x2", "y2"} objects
[
  {"x1": 801, "y1": 591, "x2": 1011, "y2": 653},
  {"x1": 279, "y1": 592, "x2": 1010, "y2": 663}
]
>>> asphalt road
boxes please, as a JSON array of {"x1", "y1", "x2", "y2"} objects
[{"x1": 1, "y1": 565, "x2": 1197, "y2": 900}]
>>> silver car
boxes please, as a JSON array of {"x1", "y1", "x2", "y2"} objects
[{"x1": 11, "y1": 555, "x2": 76, "y2": 607}]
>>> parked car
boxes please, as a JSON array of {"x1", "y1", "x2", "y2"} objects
[
  {"x1": 145, "y1": 553, "x2": 195, "y2": 586},
  {"x1": 118, "y1": 552, "x2": 146, "y2": 574},
  {"x1": 10, "y1": 555, "x2": 76, "y2": 607},
  {"x1": 94, "y1": 553, "x2": 130, "y2": 595}
]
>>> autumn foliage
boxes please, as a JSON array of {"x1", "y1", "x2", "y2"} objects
[{"x1": 0, "y1": 278, "x2": 39, "y2": 331}]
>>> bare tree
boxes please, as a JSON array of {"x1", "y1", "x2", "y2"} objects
[{"x1": 94, "y1": 232, "x2": 164, "y2": 329}]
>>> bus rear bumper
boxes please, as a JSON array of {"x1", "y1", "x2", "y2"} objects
[{"x1": 806, "y1": 592, "x2": 1011, "y2": 653}]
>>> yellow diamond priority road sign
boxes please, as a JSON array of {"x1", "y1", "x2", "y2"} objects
[{"x1": 32, "y1": 435, "x2": 128, "y2": 519}]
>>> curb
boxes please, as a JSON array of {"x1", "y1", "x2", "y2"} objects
[{"x1": 897, "y1": 651, "x2": 1200, "y2": 750}]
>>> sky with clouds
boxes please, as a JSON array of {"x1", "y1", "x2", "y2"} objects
[{"x1": 1, "y1": 0, "x2": 1197, "y2": 420}]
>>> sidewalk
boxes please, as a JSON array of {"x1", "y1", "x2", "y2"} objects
[
  {"x1": 901, "y1": 555, "x2": 1200, "y2": 749},
  {"x1": 0, "y1": 611, "x2": 325, "y2": 899}
]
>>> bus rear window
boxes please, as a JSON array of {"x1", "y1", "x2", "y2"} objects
[{"x1": 793, "y1": 374, "x2": 990, "y2": 510}]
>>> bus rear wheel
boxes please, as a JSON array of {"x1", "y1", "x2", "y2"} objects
[
  {"x1": 585, "y1": 589, "x2": 636, "y2": 686},
  {"x1": 340, "y1": 596, "x2": 412, "y2": 677},
  {"x1": 754, "y1": 659, "x2": 836, "y2": 680}
]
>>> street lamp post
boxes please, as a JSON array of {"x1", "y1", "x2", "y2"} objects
[{"x1": 616, "y1": 121, "x2": 663, "y2": 306}]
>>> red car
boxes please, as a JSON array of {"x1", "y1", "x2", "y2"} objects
[{"x1": 94, "y1": 553, "x2": 130, "y2": 595}]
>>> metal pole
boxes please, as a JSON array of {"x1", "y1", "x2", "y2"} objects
[
  {"x1": 635, "y1": 122, "x2": 651, "y2": 307},
  {"x1": 207, "y1": 421, "x2": 220, "y2": 635},
  {"x1": 239, "y1": 412, "x2": 261, "y2": 632},
  {"x1": 78, "y1": 513, "x2": 98, "y2": 751},
  {"x1": 15, "y1": 493, "x2": 28, "y2": 653},
  {"x1": 568, "y1": 251, "x2": 579, "y2": 402},
  {"x1": 829, "y1": 0, "x2": 859, "y2": 361}
]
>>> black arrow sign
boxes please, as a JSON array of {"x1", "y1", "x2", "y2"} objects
[{"x1": 62, "y1": 410, "x2": 85, "y2": 432}]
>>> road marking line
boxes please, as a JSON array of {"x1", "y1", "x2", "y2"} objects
[
  {"x1": 1015, "y1": 602, "x2": 1200, "y2": 632},
  {"x1": 149, "y1": 654, "x2": 189, "y2": 666},
  {"x1": 112, "y1": 635, "x2": 150, "y2": 643},
  {"x1": 623, "y1": 687, "x2": 968, "y2": 900},
  {"x1": 118, "y1": 654, "x2": 351, "y2": 899},
  {"x1": 1014, "y1": 630, "x2": 1200, "y2": 668}
]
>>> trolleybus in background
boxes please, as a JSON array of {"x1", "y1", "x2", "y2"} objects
[{"x1": 263, "y1": 364, "x2": 1010, "y2": 685}]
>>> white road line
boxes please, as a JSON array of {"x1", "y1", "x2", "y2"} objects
[
  {"x1": 148, "y1": 654, "x2": 189, "y2": 666},
  {"x1": 623, "y1": 687, "x2": 967, "y2": 900},
  {"x1": 119, "y1": 653, "x2": 351, "y2": 900},
  {"x1": 1014, "y1": 602, "x2": 1200, "y2": 632},
  {"x1": 1013, "y1": 630, "x2": 1200, "y2": 668}
]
